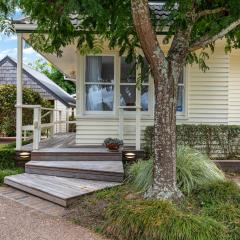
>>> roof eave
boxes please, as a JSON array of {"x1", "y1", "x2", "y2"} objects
[{"x1": 14, "y1": 23, "x2": 37, "y2": 33}]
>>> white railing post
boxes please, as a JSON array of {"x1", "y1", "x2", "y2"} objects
[
  {"x1": 136, "y1": 106, "x2": 141, "y2": 150},
  {"x1": 33, "y1": 106, "x2": 41, "y2": 150},
  {"x1": 16, "y1": 34, "x2": 23, "y2": 150},
  {"x1": 66, "y1": 108, "x2": 69, "y2": 133},
  {"x1": 59, "y1": 110, "x2": 62, "y2": 133},
  {"x1": 119, "y1": 108, "x2": 124, "y2": 140},
  {"x1": 49, "y1": 111, "x2": 54, "y2": 137}
]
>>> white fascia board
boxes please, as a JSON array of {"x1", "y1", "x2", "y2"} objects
[{"x1": 14, "y1": 24, "x2": 37, "y2": 32}]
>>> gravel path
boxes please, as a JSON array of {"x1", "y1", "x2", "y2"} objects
[{"x1": 0, "y1": 196, "x2": 107, "y2": 240}]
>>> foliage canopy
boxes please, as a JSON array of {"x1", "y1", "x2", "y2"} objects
[
  {"x1": 19, "y1": 0, "x2": 240, "y2": 69},
  {"x1": 0, "y1": 0, "x2": 17, "y2": 34}
]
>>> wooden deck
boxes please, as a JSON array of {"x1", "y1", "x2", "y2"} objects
[
  {"x1": 5, "y1": 174, "x2": 120, "y2": 207},
  {"x1": 5, "y1": 133, "x2": 125, "y2": 207},
  {"x1": 21, "y1": 133, "x2": 116, "y2": 151}
]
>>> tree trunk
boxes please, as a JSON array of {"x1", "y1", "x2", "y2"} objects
[
  {"x1": 131, "y1": 0, "x2": 183, "y2": 199},
  {"x1": 145, "y1": 62, "x2": 183, "y2": 199}
]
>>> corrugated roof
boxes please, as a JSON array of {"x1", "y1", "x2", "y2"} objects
[{"x1": 0, "y1": 56, "x2": 76, "y2": 107}]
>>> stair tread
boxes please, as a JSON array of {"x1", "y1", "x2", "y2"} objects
[
  {"x1": 32, "y1": 148, "x2": 121, "y2": 154},
  {"x1": 4, "y1": 173, "x2": 120, "y2": 201},
  {"x1": 26, "y1": 161, "x2": 124, "y2": 174}
]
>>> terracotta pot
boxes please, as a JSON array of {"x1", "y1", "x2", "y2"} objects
[{"x1": 106, "y1": 143, "x2": 120, "y2": 151}]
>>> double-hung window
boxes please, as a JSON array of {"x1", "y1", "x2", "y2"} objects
[
  {"x1": 85, "y1": 56, "x2": 115, "y2": 112},
  {"x1": 120, "y1": 57, "x2": 149, "y2": 112}
]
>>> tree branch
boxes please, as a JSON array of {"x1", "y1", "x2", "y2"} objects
[
  {"x1": 131, "y1": 0, "x2": 166, "y2": 72},
  {"x1": 189, "y1": 19, "x2": 240, "y2": 52},
  {"x1": 197, "y1": 7, "x2": 227, "y2": 18}
]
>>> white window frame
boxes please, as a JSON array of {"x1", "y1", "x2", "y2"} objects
[
  {"x1": 119, "y1": 56, "x2": 153, "y2": 116},
  {"x1": 176, "y1": 67, "x2": 188, "y2": 119},
  {"x1": 83, "y1": 54, "x2": 117, "y2": 115}
]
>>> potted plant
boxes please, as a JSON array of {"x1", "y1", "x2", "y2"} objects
[{"x1": 104, "y1": 138, "x2": 123, "y2": 151}]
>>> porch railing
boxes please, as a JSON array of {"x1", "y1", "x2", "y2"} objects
[
  {"x1": 118, "y1": 106, "x2": 141, "y2": 150},
  {"x1": 17, "y1": 104, "x2": 76, "y2": 150}
]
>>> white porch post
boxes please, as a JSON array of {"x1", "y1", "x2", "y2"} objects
[
  {"x1": 66, "y1": 107, "x2": 70, "y2": 133},
  {"x1": 135, "y1": 65, "x2": 141, "y2": 151},
  {"x1": 118, "y1": 108, "x2": 124, "y2": 140},
  {"x1": 136, "y1": 106, "x2": 141, "y2": 150},
  {"x1": 75, "y1": 50, "x2": 84, "y2": 144},
  {"x1": 76, "y1": 50, "x2": 84, "y2": 117},
  {"x1": 16, "y1": 33, "x2": 23, "y2": 150}
]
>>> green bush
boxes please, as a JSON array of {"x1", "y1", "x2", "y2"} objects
[
  {"x1": 191, "y1": 181, "x2": 240, "y2": 240},
  {"x1": 128, "y1": 146, "x2": 225, "y2": 195},
  {"x1": 193, "y1": 181, "x2": 240, "y2": 207},
  {"x1": 0, "y1": 85, "x2": 52, "y2": 137},
  {"x1": 0, "y1": 143, "x2": 16, "y2": 169},
  {"x1": 144, "y1": 125, "x2": 240, "y2": 159},
  {"x1": 0, "y1": 168, "x2": 24, "y2": 185},
  {"x1": 104, "y1": 200, "x2": 227, "y2": 240}
]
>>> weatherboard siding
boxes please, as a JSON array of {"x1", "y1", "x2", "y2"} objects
[
  {"x1": 75, "y1": 46, "x2": 238, "y2": 146},
  {"x1": 186, "y1": 47, "x2": 229, "y2": 124},
  {"x1": 229, "y1": 53, "x2": 240, "y2": 125},
  {"x1": 76, "y1": 117, "x2": 153, "y2": 146}
]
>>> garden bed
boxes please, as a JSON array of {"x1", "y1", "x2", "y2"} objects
[
  {"x1": 66, "y1": 180, "x2": 240, "y2": 240},
  {"x1": 0, "y1": 137, "x2": 17, "y2": 145},
  {"x1": 214, "y1": 160, "x2": 240, "y2": 172}
]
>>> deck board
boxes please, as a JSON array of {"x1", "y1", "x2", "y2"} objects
[
  {"x1": 5, "y1": 174, "x2": 120, "y2": 207},
  {"x1": 26, "y1": 161, "x2": 124, "y2": 173}
]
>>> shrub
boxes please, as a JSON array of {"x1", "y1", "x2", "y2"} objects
[
  {"x1": 191, "y1": 181, "x2": 240, "y2": 240},
  {"x1": 104, "y1": 200, "x2": 227, "y2": 240},
  {"x1": 0, "y1": 168, "x2": 24, "y2": 185},
  {"x1": 193, "y1": 181, "x2": 240, "y2": 207},
  {"x1": 0, "y1": 85, "x2": 51, "y2": 137},
  {"x1": 0, "y1": 143, "x2": 16, "y2": 169},
  {"x1": 128, "y1": 146, "x2": 225, "y2": 195},
  {"x1": 144, "y1": 125, "x2": 240, "y2": 159}
]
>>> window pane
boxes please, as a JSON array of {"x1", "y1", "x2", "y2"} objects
[
  {"x1": 142, "y1": 58, "x2": 149, "y2": 83},
  {"x1": 177, "y1": 85, "x2": 184, "y2": 112},
  {"x1": 120, "y1": 85, "x2": 136, "y2": 109},
  {"x1": 141, "y1": 86, "x2": 149, "y2": 111},
  {"x1": 86, "y1": 56, "x2": 114, "y2": 83},
  {"x1": 178, "y1": 70, "x2": 184, "y2": 84},
  {"x1": 121, "y1": 57, "x2": 136, "y2": 83},
  {"x1": 86, "y1": 84, "x2": 114, "y2": 111}
]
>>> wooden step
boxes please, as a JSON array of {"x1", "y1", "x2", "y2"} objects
[
  {"x1": 4, "y1": 173, "x2": 120, "y2": 207},
  {"x1": 31, "y1": 148, "x2": 122, "y2": 161},
  {"x1": 25, "y1": 161, "x2": 124, "y2": 182}
]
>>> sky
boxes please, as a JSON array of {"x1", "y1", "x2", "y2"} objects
[{"x1": 0, "y1": 8, "x2": 44, "y2": 65}]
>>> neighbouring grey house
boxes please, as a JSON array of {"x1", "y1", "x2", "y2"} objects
[
  {"x1": 0, "y1": 55, "x2": 76, "y2": 107},
  {"x1": 0, "y1": 55, "x2": 76, "y2": 132}
]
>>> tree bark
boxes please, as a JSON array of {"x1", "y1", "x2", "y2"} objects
[
  {"x1": 131, "y1": 0, "x2": 183, "y2": 199},
  {"x1": 149, "y1": 62, "x2": 183, "y2": 199}
]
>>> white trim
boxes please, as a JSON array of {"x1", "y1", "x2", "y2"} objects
[
  {"x1": 83, "y1": 54, "x2": 117, "y2": 116},
  {"x1": 176, "y1": 67, "x2": 188, "y2": 118},
  {"x1": 14, "y1": 24, "x2": 37, "y2": 31},
  {"x1": 16, "y1": 33, "x2": 23, "y2": 150}
]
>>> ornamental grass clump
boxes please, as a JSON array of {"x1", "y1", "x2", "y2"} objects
[
  {"x1": 128, "y1": 146, "x2": 225, "y2": 195},
  {"x1": 104, "y1": 200, "x2": 227, "y2": 240}
]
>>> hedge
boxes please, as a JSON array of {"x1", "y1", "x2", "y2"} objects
[
  {"x1": 144, "y1": 125, "x2": 240, "y2": 160},
  {"x1": 0, "y1": 143, "x2": 16, "y2": 169},
  {"x1": 0, "y1": 85, "x2": 52, "y2": 137}
]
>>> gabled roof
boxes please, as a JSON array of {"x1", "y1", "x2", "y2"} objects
[{"x1": 0, "y1": 56, "x2": 76, "y2": 107}]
